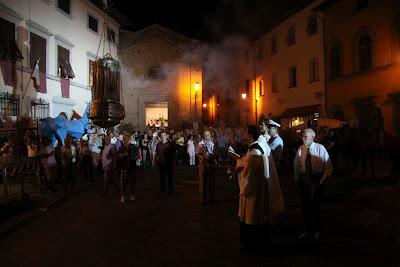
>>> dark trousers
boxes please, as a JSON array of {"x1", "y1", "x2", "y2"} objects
[
  {"x1": 201, "y1": 166, "x2": 216, "y2": 202},
  {"x1": 159, "y1": 163, "x2": 173, "y2": 192},
  {"x1": 240, "y1": 222, "x2": 269, "y2": 248},
  {"x1": 298, "y1": 178, "x2": 324, "y2": 234}
]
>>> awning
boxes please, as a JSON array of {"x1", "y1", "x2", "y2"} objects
[{"x1": 279, "y1": 104, "x2": 321, "y2": 119}]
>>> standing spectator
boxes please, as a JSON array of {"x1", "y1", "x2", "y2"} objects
[
  {"x1": 118, "y1": 134, "x2": 130, "y2": 203},
  {"x1": 267, "y1": 120, "x2": 284, "y2": 166},
  {"x1": 154, "y1": 132, "x2": 176, "y2": 193},
  {"x1": 197, "y1": 130, "x2": 217, "y2": 205},
  {"x1": 102, "y1": 135, "x2": 119, "y2": 196},
  {"x1": 39, "y1": 137, "x2": 57, "y2": 192},
  {"x1": 294, "y1": 128, "x2": 333, "y2": 241},
  {"x1": 176, "y1": 133, "x2": 185, "y2": 165},
  {"x1": 216, "y1": 131, "x2": 228, "y2": 165},
  {"x1": 127, "y1": 135, "x2": 140, "y2": 201},
  {"x1": 187, "y1": 135, "x2": 196, "y2": 166},
  {"x1": 149, "y1": 132, "x2": 160, "y2": 167},
  {"x1": 62, "y1": 135, "x2": 76, "y2": 191},
  {"x1": 79, "y1": 135, "x2": 94, "y2": 182},
  {"x1": 140, "y1": 134, "x2": 149, "y2": 168}
]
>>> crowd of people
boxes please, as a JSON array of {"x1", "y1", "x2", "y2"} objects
[{"x1": 36, "y1": 119, "x2": 335, "y2": 254}]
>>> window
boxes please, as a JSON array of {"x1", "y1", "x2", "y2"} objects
[
  {"x1": 88, "y1": 59, "x2": 94, "y2": 87},
  {"x1": 259, "y1": 80, "x2": 264, "y2": 96},
  {"x1": 146, "y1": 65, "x2": 165, "y2": 80},
  {"x1": 271, "y1": 36, "x2": 277, "y2": 55},
  {"x1": 256, "y1": 45, "x2": 263, "y2": 62},
  {"x1": 286, "y1": 26, "x2": 296, "y2": 46},
  {"x1": 57, "y1": 45, "x2": 74, "y2": 79},
  {"x1": 57, "y1": 0, "x2": 70, "y2": 15},
  {"x1": 30, "y1": 33, "x2": 46, "y2": 72},
  {"x1": 291, "y1": 116, "x2": 305, "y2": 128},
  {"x1": 0, "y1": 92, "x2": 19, "y2": 116},
  {"x1": 330, "y1": 44, "x2": 342, "y2": 78},
  {"x1": 358, "y1": 34, "x2": 372, "y2": 71},
  {"x1": 289, "y1": 65, "x2": 297, "y2": 88},
  {"x1": 107, "y1": 28, "x2": 115, "y2": 43},
  {"x1": 30, "y1": 32, "x2": 47, "y2": 92},
  {"x1": 356, "y1": 0, "x2": 368, "y2": 12},
  {"x1": 272, "y1": 73, "x2": 278, "y2": 93},
  {"x1": 88, "y1": 15, "x2": 98, "y2": 33},
  {"x1": 245, "y1": 79, "x2": 250, "y2": 95},
  {"x1": 306, "y1": 15, "x2": 318, "y2": 36},
  {"x1": 0, "y1": 17, "x2": 22, "y2": 62},
  {"x1": 309, "y1": 58, "x2": 319, "y2": 82}
]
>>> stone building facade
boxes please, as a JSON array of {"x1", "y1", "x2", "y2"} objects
[
  {"x1": 315, "y1": 0, "x2": 400, "y2": 133},
  {"x1": 119, "y1": 25, "x2": 204, "y2": 131}
]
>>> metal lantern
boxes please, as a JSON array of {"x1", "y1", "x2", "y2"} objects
[{"x1": 89, "y1": 55, "x2": 125, "y2": 128}]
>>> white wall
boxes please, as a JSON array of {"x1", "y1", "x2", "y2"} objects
[{"x1": 0, "y1": 0, "x2": 119, "y2": 117}]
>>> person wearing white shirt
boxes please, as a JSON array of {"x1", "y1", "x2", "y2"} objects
[
  {"x1": 294, "y1": 128, "x2": 333, "y2": 241},
  {"x1": 267, "y1": 119, "x2": 284, "y2": 165},
  {"x1": 196, "y1": 130, "x2": 217, "y2": 205}
]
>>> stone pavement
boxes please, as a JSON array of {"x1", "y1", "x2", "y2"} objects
[{"x1": 0, "y1": 164, "x2": 399, "y2": 267}]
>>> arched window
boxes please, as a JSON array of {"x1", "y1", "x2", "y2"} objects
[
  {"x1": 330, "y1": 44, "x2": 342, "y2": 78},
  {"x1": 358, "y1": 34, "x2": 372, "y2": 71}
]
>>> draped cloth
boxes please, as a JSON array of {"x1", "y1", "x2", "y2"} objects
[{"x1": 237, "y1": 137, "x2": 285, "y2": 226}]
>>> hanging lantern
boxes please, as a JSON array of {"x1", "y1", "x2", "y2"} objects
[{"x1": 89, "y1": 54, "x2": 125, "y2": 128}]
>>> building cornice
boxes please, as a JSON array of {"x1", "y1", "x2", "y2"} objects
[{"x1": 0, "y1": 2, "x2": 23, "y2": 23}]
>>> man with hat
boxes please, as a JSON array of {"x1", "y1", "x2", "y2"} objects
[{"x1": 267, "y1": 119, "x2": 284, "y2": 165}]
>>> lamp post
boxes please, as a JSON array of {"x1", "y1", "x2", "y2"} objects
[
  {"x1": 194, "y1": 82, "x2": 200, "y2": 122},
  {"x1": 241, "y1": 93, "x2": 250, "y2": 126}
]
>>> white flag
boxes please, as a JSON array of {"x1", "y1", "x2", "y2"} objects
[{"x1": 32, "y1": 58, "x2": 40, "y2": 86}]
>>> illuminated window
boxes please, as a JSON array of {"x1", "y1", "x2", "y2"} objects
[
  {"x1": 291, "y1": 117, "x2": 305, "y2": 127},
  {"x1": 358, "y1": 34, "x2": 372, "y2": 71},
  {"x1": 309, "y1": 58, "x2": 319, "y2": 82},
  {"x1": 286, "y1": 26, "x2": 296, "y2": 46}
]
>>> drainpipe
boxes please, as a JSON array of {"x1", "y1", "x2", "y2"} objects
[
  {"x1": 253, "y1": 41, "x2": 258, "y2": 124},
  {"x1": 314, "y1": 12, "x2": 327, "y2": 117}
]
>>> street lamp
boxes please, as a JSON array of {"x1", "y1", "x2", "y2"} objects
[
  {"x1": 241, "y1": 93, "x2": 247, "y2": 99},
  {"x1": 194, "y1": 82, "x2": 200, "y2": 122}
]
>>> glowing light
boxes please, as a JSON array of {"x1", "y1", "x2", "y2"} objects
[
  {"x1": 194, "y1": 82, "x2": 200, "y2": 91},
  {"x1": 241, "y1": 93, "x2": 247, "y2": 99},
  {"x1": 203, "y1": 103, "x2": 207, "y2": 108}
]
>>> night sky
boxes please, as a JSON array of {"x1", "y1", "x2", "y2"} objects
[{"x1": 110, "y1": 0, "x2": 305, "y2": 42}]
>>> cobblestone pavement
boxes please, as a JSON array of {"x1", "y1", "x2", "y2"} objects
[{"x1": 0, "y1": 164, "x2": 399, "y2": 267}]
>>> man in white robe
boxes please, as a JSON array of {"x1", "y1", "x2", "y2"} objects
[{"x1": 236, "y1": 125, "x2": 270, "y2": 253}]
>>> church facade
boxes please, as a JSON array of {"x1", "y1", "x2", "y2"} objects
[{"x1": 119, "y1": 24, "x2": 204, "y2": 131}]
